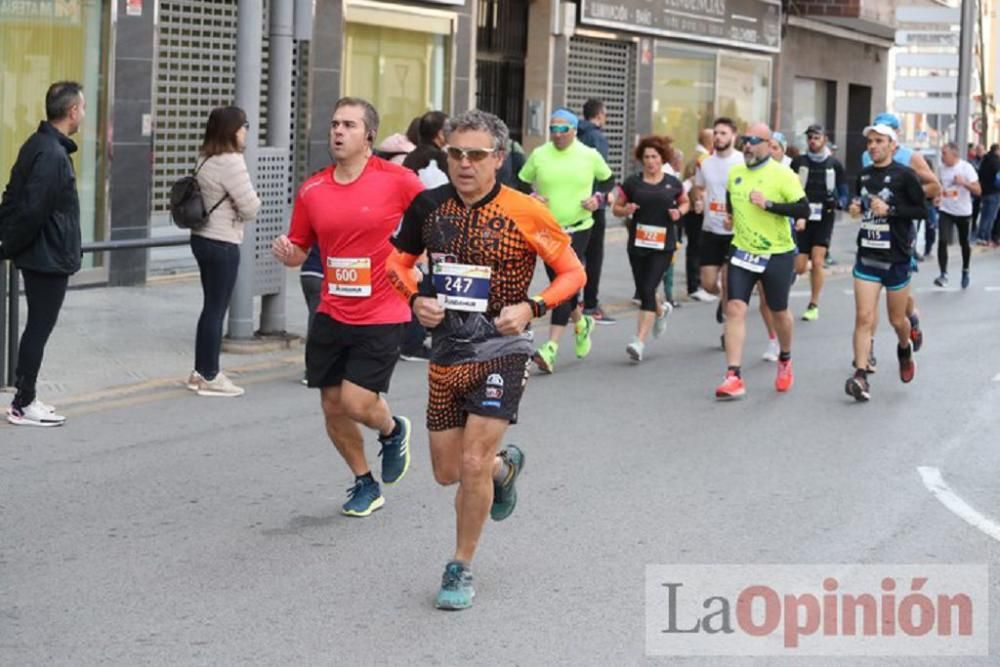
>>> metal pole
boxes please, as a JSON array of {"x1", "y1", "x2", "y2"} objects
[
  {"x1": 7, "y1": 263, "x2": 19, "y2": 387},
  {"x1": 260, "y1": 0, "x2": 294, "y2": 335},
  {"x1": 955, "y1": 0, "x2": 976, "y2": 152},
  {"x1": 228, "y1": 0, "x2": 263, "y2": 340}
]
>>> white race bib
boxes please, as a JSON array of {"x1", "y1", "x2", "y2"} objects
[{"x1": 808, "y1": 202, "x2": 823, "y2": 222}]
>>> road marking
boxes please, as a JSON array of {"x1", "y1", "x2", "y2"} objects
[
  {"x1": 985, "y1": 286, "x2": 1000, "y2": 292},
  {"x1": 917, "y1": 466, "x2": 1000, "y2": 543},
  {"x1": 993, "y1": 372, "x2": 1000, "y2": 382}
]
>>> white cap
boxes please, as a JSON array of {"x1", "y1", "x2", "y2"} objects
[{"x1": 862, "y1": 124, "x2": 898, "y2": 143}]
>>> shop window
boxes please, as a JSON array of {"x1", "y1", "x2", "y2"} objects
[
  {"x1": 717, "y1": 54, "x2": 771, "y2": 132},
  {"x1": 343, "y1": 4, "x2": 454, "y2": 142},
  {"x1": 652, "y1": 47, "x2": 716, "y2": 167},
  {"x1": 792, "y1": 77, "x2": 837, "y2": 152},
  {"x1": 0, "y1": 0, "x2": 108, "y2": 265}
]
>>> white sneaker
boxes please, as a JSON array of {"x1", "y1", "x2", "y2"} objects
[
  {"x1": 690, "y1": 288, "x2": 718, "y2": 303},
  {"x1": 762, "y1": 338, "x2": 780, "y2": 362},
  {"x1": 7, "y1": 401, "x2": 66, "y2": 427},
  {"x1": 196, "y1": 372, "x2": 245, "y2": 397},
  {"x1": 626, "y1": 338, "x2": 645, "y2": 362},
  {"x1": 36, "y1": 399, "x2": 58, "y2": 414},
  {"x1": 653, "y1": 302, "x2": 673, "y2": 339},
  {"x1": 186, "y1": 370, "x2": 203, "y2": 391}
]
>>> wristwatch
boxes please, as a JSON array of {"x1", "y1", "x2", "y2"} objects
[{"x1": 764, "y1": 200, "x2": 773, "y2": 211}]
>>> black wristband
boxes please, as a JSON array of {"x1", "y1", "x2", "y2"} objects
[
  {"x1": 409, "y1": 293, "x2": 419, "y2": 308},
  {"x1": 529, "y1": 297, "x2": 547, "y2": 319}
]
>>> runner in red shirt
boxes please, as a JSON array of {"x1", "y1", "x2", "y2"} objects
[{"x1": 272, "y1": 97, "x2": 423, "y2": 517}]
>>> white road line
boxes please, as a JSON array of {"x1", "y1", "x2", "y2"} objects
[
  {"x1": 985, "y1": 286, "x2": 1000, "y2": 292},
  {"x1": 993, "y1": 372, "x2": 1000, "y2": 382},
  {"x1": 917, "y1": 466, "x2": 1000, "y2": 543}
]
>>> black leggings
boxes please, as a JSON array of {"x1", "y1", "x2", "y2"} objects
[
  {"x1": 937, "y1": 211, "x2": 971, "y2": 274},
  {"x1": 13, "y1": 269, "x2": 69, "y2": 409},
  {"x1": 191, "y1": 235, "x2": 240, "y2": 380},
  {"x1": 583, "y1": 208, "x2": 606, "y2": 310},
  {"x1": 545, "y1": 227, "x2": 591, "y2": 327},
  {"x1": 682, "y1": 212, "x2": 702, "y2": 294},
  {"x1": 628, "y1": 251, "x2": 673, "y2": 312}
]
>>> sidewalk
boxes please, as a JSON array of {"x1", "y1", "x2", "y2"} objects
[{"x1": 1, "y1": 214, "x2": 865, "y2": 407}]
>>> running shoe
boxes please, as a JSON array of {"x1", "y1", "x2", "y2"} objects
[
  {"x1": 583, "y1": 305, "x2": 617, "y2": 325},
  {"x1": 690, "y1": 288, "x2": 718, "y2": 303},
  {"x1": 898, "y1": 344, "x2": 917, "y2": 383},
  {"x1": 196, "y1": 372, "x2": 245, "y2": 397},
  {"x1": 435, "y1": 561, "x2": 475, "y2": 610},
  {"x1": 186, "y1": 370, "x2": 203, "y2": 391},
  {"x1": 762, "y1": 338, "x2": 779, "y2": 362},
  {"x1": 574, "y1": 315, "x2": 595, "y2": 358},
  {"x1": 533, "y1": 340, "x2": 558, "y2": 374},
  {"x1": 715, "y1": 371, "x2": 746, "y2": 400},
  {"x1": 491, "y1": 445, "x2": 525, "y2": 521},
  {"x1": 715, "y1": 300, "x2": 724, "y2": 323},
  {"x1": 6, "y1": 401, "x2": 66, "y2": 427},
  {"x1": 342, "y1": 476, "x2": 384, "y2": 517},
  {"x1": 653, "y1": 302, "x2": 673, "y2": 338},
  {"x1": 399, "y1": 346, "x2": 431, "y2": 362},
  {"x1": 378, "y1": 416, "x2": 411, "y2": 485},
  {"x1": 626, "y1": 337, "x2": 644, "y2": 362},
  {"x1": 933, "y1": 273, "x2": 948, "y2": 287},
  {"x1": 801, "y1": 305, "x2": 819, "y2": 322},
  {"x1": 845, "y1": 374, "x2": 871, "y2": 402},
  {"x1": 775, "y1": 359, "x2": 794, "y2": 393},
  {"x1": 908, "y1": 315, "x2": 923, "y2": 352},
  {"x1": 961, "y1": 270, "x2": 970, "y2": 289}
]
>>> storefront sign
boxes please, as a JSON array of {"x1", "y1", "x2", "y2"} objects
[
  {"x1": 417, "y1": 0, "x2": 465, "y2": 5},
  {"x1": 0, "y1": 0, "x2": 82, "y2": 22},
  {"x1": 580, "y1": 0, "x2": 781, "y2": 53},
  {"x1": 126, "y1": 0, "x2": 142, "y2": 17}
]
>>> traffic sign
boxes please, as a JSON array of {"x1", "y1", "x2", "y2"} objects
[
  {"x1": 895, "y1": 7, "x2": 961, "y2": 23},
  {"x1": 894, "y1": 76, "x2": 959, "y2": 93},
  {"x1": 896, "y1": 53, "x2": 960, "y2": 69},
  {"x1": 895, "y1": 30, "x2": 960, "y2": 47},
  {"x1": 894, "y1": 96, "x2": 959, "y2": 115}
]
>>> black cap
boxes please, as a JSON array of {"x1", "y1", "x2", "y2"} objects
[{"x1": 805, "y1": 124, "x2": 826, "y2": 136}]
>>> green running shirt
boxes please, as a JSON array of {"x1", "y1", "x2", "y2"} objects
[
  {"x1": 518, "y1": 140, "x2": 613, "y2": 231},
  {"x1": 727, "y1": 158, "x2": 806, "y2": 255}
]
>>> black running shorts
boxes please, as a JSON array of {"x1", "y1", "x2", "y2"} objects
[
  {"x1": 727, "y1": 249, "x2": 796, "y2": 312},
  {"x1": 698, "y1": 231, "x2": 733, "y2": 267},
  {"x1": 305, "y1": 313, "x2": 403, "y2": 393},
  {"x1": 797, "y1": 218, "x2": 835, "y2": 252},
  {"x1": 426, "y1": 354, "x2": 531, "y2": 431}
]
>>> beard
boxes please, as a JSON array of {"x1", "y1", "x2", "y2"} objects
[{"x1": 715, "y1": 140, "x2": 732, "y2": 152}]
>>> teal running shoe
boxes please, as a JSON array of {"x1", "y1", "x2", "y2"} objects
[
  {"x1": 435, "y1": 561, "x2": 475, "y2": 610},
  {"x1": 378, "y1": 416, "x2": 411, "y2": 485},
  {"x1": 342, "y1": 477, "x2": 384, "y2": 517},
  {"x1": 491, "y1": 445, "x2": 525, "y2": 521}
]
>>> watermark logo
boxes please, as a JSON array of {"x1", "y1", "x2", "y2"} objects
[{"x1": 645, "y1": 565, "x2": 988, "y2": 656}]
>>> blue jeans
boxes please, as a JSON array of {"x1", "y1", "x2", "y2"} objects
[
  {"x1": 191, "y1": 235, "x2": 240, "y2": 380},
  {"x1": 976, "y1": 193, "x2": 1000, "y2": 242}
]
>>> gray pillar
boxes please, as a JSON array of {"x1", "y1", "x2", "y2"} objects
[
  {"x1": 260, "y1": 0, "x2": 294, "y2": 334},
  {"x1": 228, "y1": 0, "x2": 262, "y2": 340},
  {"x1": 955, "y1": 0, "x2": 975, "y2": 152}
]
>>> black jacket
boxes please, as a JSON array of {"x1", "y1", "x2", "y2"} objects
[
  {"x1": 0, "y1": 122, "x2": 81, "y2": 274},
  {"x1": 978, "y1": 151, "x2": 1000, "y2": 197}
]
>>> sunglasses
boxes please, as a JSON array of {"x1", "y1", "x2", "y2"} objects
[
  {"x1": 444, "y1": 146, "x2": 496, "y2": 162},
  {"x1": 738, "y1": 135, "x2": 766, "y2": 147},
  {"x1": 549, "y1": 124, "x2": 572, "y2": 134}
]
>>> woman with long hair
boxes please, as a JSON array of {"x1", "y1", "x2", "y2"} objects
[
  {"x1": 187, "y1": 105, "x2": 260, "y2": 396},
  {"x1": 613, "y1": 135, "x2": 689, "y2": 362}
]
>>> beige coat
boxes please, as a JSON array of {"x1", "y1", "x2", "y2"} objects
[{"x1": 194, "y1": 152, "x2": 261, "y2": 244}]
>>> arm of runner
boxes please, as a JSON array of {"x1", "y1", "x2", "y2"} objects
[
  {"x1": 962, "y1": 165, "x2": 982, "y2": 196},
  {"x1": 891, "y1": 171, "x2": 932, "y2": 220},
  {"x1": 835, "y1": 161, "x2": 849, "y2": 209},
  {"x1": 766, "y1": 197, "x2": 810, "y2": 220},
  {"x1": 385, "y1": 249, "x2": 421, "y2": 304},
  {"x1": 534, "y1": 245, "x2": 586, "y2": 312},
  {"x1": 275, "y1": 190, "x2": 313, "y2": 266},
  {"x1": 675, "y1": 190, "x2": 690, "y2": 217},
  {"x1": 909, "y1": 152, "x2": 941, "y2": 199},
  {"x1": 611, "y1": 185, "x2": 636, "y2": 218}
]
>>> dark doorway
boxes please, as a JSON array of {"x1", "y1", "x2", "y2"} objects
[
  {"x1": 476, "y1": 0, "x2": 529, "y2": 143},
  {"x1": 846, "y1": 84, "x2": 872, "y2": 186}
]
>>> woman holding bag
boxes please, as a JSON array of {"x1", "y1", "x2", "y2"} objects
[
  {"x1": 186, "y1": 106, "x2": 260, "y2": 397},
  {"x1": 613, "y1": 136, "x2": 689, "y2": 362}
]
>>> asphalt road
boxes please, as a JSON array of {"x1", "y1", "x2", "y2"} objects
[{"x1": 3, "y1": 237, "x2": 1000, "y2": 665}]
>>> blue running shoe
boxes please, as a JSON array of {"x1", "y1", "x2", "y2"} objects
[
  {"x1": 378, "y1": 416, "x2": 411, "y2": 485},
  {"x1": 342, "y1": 477, "x2": 384, "y2": 517},
  {"x1": 491, "y1": 445, "x2": 525, "y2": 521},
  {"x1": 435, "y1": 561, "x2": 475, "y2": 610},
  {"x1": 961, "y1": 270, "x2": 970, "y2": 289}
]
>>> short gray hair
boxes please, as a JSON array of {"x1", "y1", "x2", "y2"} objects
[
  {"x1": 444, "y1": 109, "x2": 509, "y2": 152},
  {"x1": 334, "y1": 96, "x2": 380, "y2": 138},
  {"x1": 942, "y1": 142, "x2": 960, "y2": 154}
]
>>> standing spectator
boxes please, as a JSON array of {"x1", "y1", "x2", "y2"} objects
[
  {"x1": 375, "y1": 133, "x2": 416, "y2": 165},
  {"x1": 187, "y1": 106, "x2": 261, "y2": 397},
  {"x1": 0, "y1": 82, "x2": 86, "y2": 426},
  {"x1": 578, "y1": 98, "x2": 616, "y2": 324},
  {"x1": 403, "y1": 110, "x2": 448, "y2": 180},
  {"x1": 975, "y1": 143, "x2": 1000, "y2": 246}
]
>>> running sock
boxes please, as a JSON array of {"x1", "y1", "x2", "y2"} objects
[
  {"x1": 768, "y1": 332, "x2": 776, "y2": 341},
  {"x1": 728, "y1": 365, "x2": 742, "y2": 378},
  {"x1": 356, "y1": 472, "x2": 375, "y2": 485},
  {"x1": 380, "y1": 418, "x2": 401, "y2": 439},
  {"x1": 493, "y1": 456, "x2": 511, "y2": 484},
  {"x1": 807, "y1": 302, "x2": 817, "y2": 310},
  {"x1": 854, "y1": 368, "x2": 868, "y2": 380},
  {"x1": 778, "y1": 351, "x2": 791, "y2": 363},
  {"x1": 908, "y1": 313, "x2": 920, "y2": 329}
]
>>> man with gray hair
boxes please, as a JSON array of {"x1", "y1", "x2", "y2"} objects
[
  {"x1": 1, "y1": 81, "x2": 86, "y2": 426},
  {"x1": 935, "y1": 141, "x2": 980, "y2": 288},
  {"x1": 387, "y1": 109, "x2": 585, "y2": 610}
]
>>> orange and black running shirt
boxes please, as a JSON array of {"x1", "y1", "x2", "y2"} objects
[{"x1": 390, "y1": 181, "x2": 570, "y2": 365}]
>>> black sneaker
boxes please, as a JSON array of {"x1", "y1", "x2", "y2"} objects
[
  {"x1": 583, "y1": 306, "x2": 617, "y2": 325},
  {"x1": 715, "y1": 301, "x2": 724, "y2": 323},
  {"x1": 845, "y1": 374, "x2": 871, "y2": 402}
]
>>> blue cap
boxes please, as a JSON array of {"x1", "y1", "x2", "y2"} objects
[
  {"x1": 772, "y1": 132, "x2": 787, "y2": 149},
  {"x1": 551, "y1": 107, "x2": 579, "y2": 129},
  {"x1": 873, "y1": 112, "x2": 900, "y2": 130}
]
